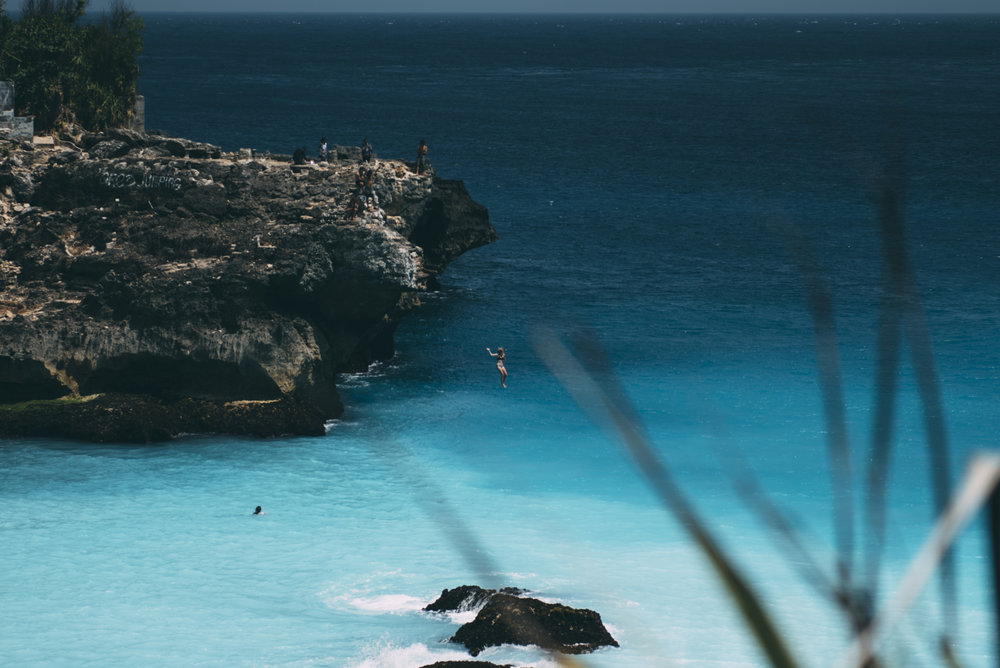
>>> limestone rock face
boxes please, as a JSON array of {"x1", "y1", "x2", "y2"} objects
[{"x1": 0, "y1": 130, "x2": 496, "y2": 440}]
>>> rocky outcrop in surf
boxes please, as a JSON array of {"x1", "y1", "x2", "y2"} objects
[
  {"x1": 0, "y1": 129, "x2": 496, "y2": 441},
  {"x1": 425, "y1": 585, "x2": 619, "y2": 658},
  {"x1": 420, "y1": 662, "x2": 519, "y2": 668}
]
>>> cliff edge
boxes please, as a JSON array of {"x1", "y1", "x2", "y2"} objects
[{"x1": 0, "y1": 130, "x2": 496, "y2": 441}]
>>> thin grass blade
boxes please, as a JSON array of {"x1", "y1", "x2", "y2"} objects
[
  {"x1": 723, "y1": 442, "x2": 846, "y2": 612},
  {"x1": 990, "y1": 482, "x2": 1000, "y2": 668},
  {"x1": 535, "y1": 328, "x2": 800, "y2": 668},
  {"x1": 361, "y1": 433, "x2": 590, "y2": 668},
  {"x1": 837, "y1": 453, "x2": 1000, "y2": 668},
  {"x1": 873, "y1": 132, "x2": 957, "y2": 640},
  {"x1": 865, "y1": 166, "x2": 906, "y2": 605},
  {"x1": 774, "y1": 217, "x2": 856, "y2": 609}
]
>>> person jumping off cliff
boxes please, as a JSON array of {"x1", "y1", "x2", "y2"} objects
[{"x1": 487, "y1": 347, "x2": 507, "y2": 388}]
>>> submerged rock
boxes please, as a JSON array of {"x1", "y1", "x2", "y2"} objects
[{"x1": 0, "y1": 130, "x2": 496, "y2": 440}]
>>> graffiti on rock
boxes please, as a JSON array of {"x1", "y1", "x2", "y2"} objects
[{"x1": 102, "y1": 170, "x2": 184, "y2": 192}]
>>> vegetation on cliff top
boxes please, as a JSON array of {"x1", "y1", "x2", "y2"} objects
[{"x1": 0, "y1": 0, "x2": 143, "y2": 132}]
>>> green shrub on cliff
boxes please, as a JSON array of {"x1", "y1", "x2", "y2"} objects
[{"x1": 0, "y1": 0, "x2": 143, "y2": 132}]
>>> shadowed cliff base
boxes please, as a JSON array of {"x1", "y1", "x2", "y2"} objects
[
  {"x1": 0, "y1": 394, "x2": 328, "y2": 442},
  {"x1": 0, "y1": 129, "x2": 496, "y2": 441}
]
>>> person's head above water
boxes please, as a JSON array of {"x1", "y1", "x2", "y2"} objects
[{"x1": 253, "y1": 506, "x2": 262, "y2": 515}]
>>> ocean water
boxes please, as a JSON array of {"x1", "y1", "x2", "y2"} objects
[{"x1": 3, "y1": 13, "x2": 1000, "y2": 667}]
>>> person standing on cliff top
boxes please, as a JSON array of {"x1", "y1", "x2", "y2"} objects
[
  {"x1": 416, "y1": 139, "x2": 428, "y2": 174},
  {"x1": 319, "y1": 137, "x2": 328, "y2": 162},
  {"x1": 361, "y1": 138, "x2": 373, "y2": 162},
  {"x1": 487, "y1": 347, "x2": 507, "y2": 388}
]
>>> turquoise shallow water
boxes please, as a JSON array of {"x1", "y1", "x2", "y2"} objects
[
  {"x1": 2, "y1": 364, "x2": 996, "y2": 666},
  {"x1": 4, "y1": 12, "x2": 1000, "y2": 667}
]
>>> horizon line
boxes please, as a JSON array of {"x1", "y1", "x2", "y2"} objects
[{"x1": 122, "y1": 9, "x2": 1000, "y2": 16}]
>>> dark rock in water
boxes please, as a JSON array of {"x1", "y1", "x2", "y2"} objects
[
  {"x1": 450, "y1": 593, "x2": 619, "y2": 657},
  {"x1": 424, "y1": 585, "x2": 616, "y2": 658},
  {"x1": 424, "y1": 585, "x2": 526, "y2": 613},
  {"x1": 420, "y1": 662, "x2": 519, "y2": 668},
  {"x1": 0, "y1": 130, "x2": 497, "y2": 441}
]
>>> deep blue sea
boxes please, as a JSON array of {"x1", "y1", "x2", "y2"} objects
[{"x1": 3, "y1": 13, "x2": 1000, "y2": 667}]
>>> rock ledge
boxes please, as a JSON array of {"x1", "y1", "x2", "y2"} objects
[{"x1": 0, "y1": 130, "x2": 496, "y2": 441}]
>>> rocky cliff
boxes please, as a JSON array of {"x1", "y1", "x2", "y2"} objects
[{"x1": 0, "y1": 129, "x2": 496, "y2": 441}]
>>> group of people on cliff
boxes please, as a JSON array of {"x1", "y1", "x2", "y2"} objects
[
  {"x1": 304, "y1": 136, "x2": 430, "y2": 220},
  {"x1": 318, "y1": 136, "x2": 375, "y2": 164},
  {"x1": 316, "y1": 136, "x2": 428, "y2": 173}
]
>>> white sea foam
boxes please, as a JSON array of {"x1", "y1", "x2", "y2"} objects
[
  {"x1": 322, "y1": 591, "x2": 428, "y2": 615},
  {"x1": 347, "y1": 640, "x2": 560, "y2": 668},
  {"x1": 349, "y1": 594, "x2": 428, "y2": 614},
  {"x1": 338, "y1": 358, "x2": 401, "y2": 389},
  {"x1": 345, "y1": 642, "x2": 472, "y2": 668},
  {"x1": 444, "y1": 608, "x2": 479, "y2": 625}
]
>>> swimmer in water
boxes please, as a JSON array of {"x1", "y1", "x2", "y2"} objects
[
  {"x1": 253, "y1": 506, "x2": 263, "y2": 515},
  {"x1": 486, "y1": 347, "x2": 507, "y2": 388}
]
